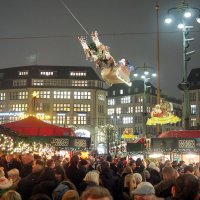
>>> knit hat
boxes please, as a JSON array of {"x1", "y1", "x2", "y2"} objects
[{"x1": 132, "y1": 182, "x2": 155, "y2": 195}]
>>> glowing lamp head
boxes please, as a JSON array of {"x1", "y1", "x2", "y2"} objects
[
  {"x1": 165, "y1": 17, "x2": 172, "y2": 24},
  {"x1": 32, "y1": 91, "x2": 38, "y2": 98},
  {"x1": 196, "y1": 16, "x2": 200, "y2": 23},
  {"x1": 178, "y1": 23, "x2": 185, "y2": 29},
  {"x1": 184, "y1": 10, "x2": 192, "y2": 18}
]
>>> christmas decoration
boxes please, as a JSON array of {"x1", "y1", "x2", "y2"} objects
[
  {"x1": 78, "y1": 31, "x2": 134, "y2": 86},
  {"x1": 146, "y1": 102, "x2": 181, "y2": 125}
]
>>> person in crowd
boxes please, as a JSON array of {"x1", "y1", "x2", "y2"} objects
[
  {"x1": 55, "y1": 165, "x2": 66, "y2": 185},
  {"x1": 79, "y1": 159, "x2": 89, "y2": 174},
  {"x1": 154, "y1": 166, "x2": 178, "y2": 199},
  {"x1": 62, "y1": 190, "x2": 79, "y2": 200},
  {"x1": 132, "y1": 182, "x2": 158, "y2": 200},
  {"x1": 193, "y1": 165, "x2": 200, "y2": 178},
  {"x1": 134, "y1": 158, "x2": 145, "y2": 181},
  {"x1": 79, "y1": 170, "x2": 100, "y2": 195},
  {"x1": 65, "y1": 155, "x2": 86, "y2": 190},
  {"x1": 123, "y1": 174, "x2": 136, "y2": 200},
  {"x1": 121, "y1": 166, "x2": 132, "y2": 182},
  {"x1": 183, "y1": 165, "x2": 194, "y2": 175},
  {"x1": 7, "y1": 168, "x2": 21, "y2": 189},
  {"x1": 146, "y1": 162, "x2": 161, "y2": 186},
  {"x1": 80, "y1": 186, "x2": 113, "y2": 200},
  {"x1": 128, "y1": 160, "x2": 137, "y2": 173},
  {"x1": 17, "y1": 159, "x2": 45, "y2": 200},
  {"x1": 1, "y1": 190, "x2": 22, "y2": 200},
  {"x1": 32, "y1": 159, "x2": 57, "y2": 198},
  {"x1": 133, "y1": 173, "x2": 142, "y2": 187},
  {"x1": 29, "y1": 193, "x2": 52, "y2": 200},
  {"x1": 169, "y1": 173, "x2": 199, "y2": 200},
  {"x1": 20, "y1": 153, "x2": 34, "y2": 178},
  {"x1": 0, "y1": 167, "x2": 13, "y2": 197},
  {"x1": 0, "y1": 154, "x2": 22, "y2": 177}
]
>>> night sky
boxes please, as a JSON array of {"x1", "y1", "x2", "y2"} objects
[{"x1": 0, "y1": 0, "x2": 199, "y2": 98}]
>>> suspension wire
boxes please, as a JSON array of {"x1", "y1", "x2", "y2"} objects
[{"x1": 59, "y1": 0, "x2": 90, "y2": 37}]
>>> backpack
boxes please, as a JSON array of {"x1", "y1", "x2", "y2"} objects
[{"x1": 52, "y1": 180, "x2": 76, "y2": 200}]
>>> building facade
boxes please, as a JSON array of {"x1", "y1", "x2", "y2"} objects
[
  {"x1": 107, "y1": 80, "x2": 182, "y2": 139},
  {"x1": 188, "y1": 68, "x2": 200, "y2": 128},
  {"x1": 0, "y1": 65, "x2": 108, "y2": 148}
]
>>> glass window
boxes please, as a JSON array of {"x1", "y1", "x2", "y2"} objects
[
  {"x1": 9, "y1": 104, "x2": 27, "y2": 112},
  {"x1": 53, "y1": 114, "x2": 70, "y2": 125},
  {"x1": 0, "y1": 93, "x2": 5, "y2": 101},
  {"x1": 122, "y1": 117, "x2": 133, "y2": 124},
  {"x1": 53, "y1": 104, "x2": 70, "y2": 112},
  {"x1": 32, "y1": 80, "x2": 44, "y2": 86},
  {"x1": 98, "y1": 94, "x2": 105, "y2": 101},
  {"x1": 74, "y1": 91, "x2": 91, "y2": 99},
  {"x1": 72, "y1": 80, "x2": 88, "y2": 87},
  {"x1": 40, "y1": 71, "x2": 54, "y2": 76},
  {"x1": 73, "y1": 115, "x2": 87, "y2": 125},
  {"x1": 116, "y1": 107, "x2": 121, "y2": 114},
  {"x1": 33, "y1": 91, "x2": 50, "y2": 99},
  {"x1": 73, "y1": 104, "x2": 90, "y2": 112},
  {"x1": 135, "y1": 106, "x2": 143, "y2": 113},
  {"x1": 18, "y1": 71, "x2": 28, "y2": 76},
  {"x1": 108, "y1": 108, "x2": 114, "y2": 115},
  {"x1": 121, "y1": 96, "x2": 131, "y2": 104},
  {"x1": 10, "y1": 91, "x2": 28, "y2": 100},
  {"x1": 70, "y1": 71, "x2": 87, "y2": 77},
  {"x1": 53, "y1": 91, "x2": 70, "y2": 99},
  {"x1": 120, "y1": 89, "x2": 123, "y2": 95},
  {"x1": 13, "y1": 79, "x2": 27, "y2": 87},
  {"x1": 191, "y1": 105, "x2": 196, "y2": 114},
  {"x1": 108, "y1": 99, "x2": 115, "y2": 105},
  {"x1": 191, "y1": 118, "x2": 196, "y2": 127},
  {"x1": 0, "y1": 104, "x2": 5, "y2": 112}
]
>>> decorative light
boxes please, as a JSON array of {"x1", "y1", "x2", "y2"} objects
[
  {"x1": 196, "y1": 15, "x2": 200, "y2": 23},
  {"x1": 144, "y1": 71, "x2": 149, "y2": 75},
  {"x1": 133, "y1": 73, "x2": 138, "y2": 77},
  {"x1": 152, "y1": 73, "x2": 157, "y2": 77}
]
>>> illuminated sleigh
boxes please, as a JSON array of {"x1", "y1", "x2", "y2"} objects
[{"x1": 78, "y1": 31, "x2": 132, "y2": 86}]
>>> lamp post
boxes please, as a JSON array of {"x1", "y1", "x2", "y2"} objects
[
  {"x1": 133, "y1": 64, "x2": 157, "y2": 138},
  {"x1": 164, "y1": 0, "x2": 200, "y2": 130}
]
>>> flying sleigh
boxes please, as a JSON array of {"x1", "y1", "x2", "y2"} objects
[{"x1": 79, "y1": 31, "x2": 133, "y2": 86}]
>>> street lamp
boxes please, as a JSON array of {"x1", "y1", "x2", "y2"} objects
[
  {"x1": 164, "y1": 0, "x2": 200, "y2": 130},
  {"x1": 133, "y1": 63, "x2": 156, "y2": 138}
]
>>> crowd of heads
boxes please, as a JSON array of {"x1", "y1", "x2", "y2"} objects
[{"x1": 0, "y1": 152, "x2": 199, "y2": 200}]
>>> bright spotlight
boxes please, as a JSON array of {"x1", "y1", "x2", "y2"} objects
[
  {"x1": 184, "y1": 11, "x2": 192, "y2": 18},
  {"x1": 178, "y1": 23, "x2": 184, "y2": 29}
]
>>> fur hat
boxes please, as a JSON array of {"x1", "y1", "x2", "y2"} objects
[{"x1": 0, "y1": 168, "x2": 13, "y2": 190}]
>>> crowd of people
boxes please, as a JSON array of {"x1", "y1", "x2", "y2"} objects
[{"x1": 0, "y1": 152, "x2": 199, "y2": 200}]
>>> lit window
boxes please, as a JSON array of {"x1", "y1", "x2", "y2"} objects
[
  {"x1": 13, "y1": 79, "x2": 27, "y2": 87},
  {"x1": 135, "y1": 96, "x2": 143, "y2": 103},
  {"x1": 0, "y1": 93, "x2": 5, "y2": 101},
  {"x1": 10, "y1": 91, "x2": 28, "y2": 100},
  {"x1": 120, "y1": 89, "x2": 123, "y2": 94},
  {"x1": 19, "y1": 71, "x2": 28, "y2": 76},
  {"x1": 53, "y1": 114, "x2": 70, "y2": 125},
  {"x1": 108, "y1": 108, "x2": 114, "y2": 115},
  {"x1": 116, "y1": 107, "x2": 121, "y2": 114},
  {"x1": 108, "y1": 99, "x2": 115, "y2": 105},
  {"x1": 32, "y1": 80, "x2": 44, "y2": 86},
  {"x1": 40, "y1": 71, "x2": 54, "y2": 76},
  {"x1": 128, "y1": 107, "x2": 133, "y2": 113},
  {"x1": 113, "y1": 90, "x2": 115, "y2": 95},
  {"x1": 135, "y1": 106, "x2": 143, "y2": 113},
  {"x1": 0, "y1": 104, "x2": 5, "y2": 112},
  {"x1": 32, "y1": 91, "x2": 50, "y2": 99},
  {"x1": 123, "y1": 117, "x2": 133, "y2": 124},
  {"x1": 98, "y1": 94, "x2": 105, "y2": 101},
  {"x1": 73, "y1": 115, "x2": 87, "y2": 125},
  {"x1": 9, "y1": 104, "x2": 27, "y2": 112},
  {"x1": 191, "y1": 118, "x2": 196, "y2": 127},
  {"x1": 72, "y1": 80, "x2": 88, "y2": 87},
  {"x1": 53, "y1": 104, "x2": 70, "y2": 112},
  {"x1": 74, "y1": 91, "x2": 91, "y2": 99},
  {"x1": 70, "y1": 71, "x2": 87, "y2": 77},
  {"x1": 121, "y1": 96, "x2": 131, "y2": 104},
  {"x1": 73, "y1": 104, "x2": 91, "y2": 112},
  {"x1": 36, "y1": 103, "x2": 50, "y2": 112},
  {"x1": 53, "y1": 91, "x2": 70, "y2": 99},
  {"x1": 191, "y1": 105, "x2": 196, "y2": 114}
]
